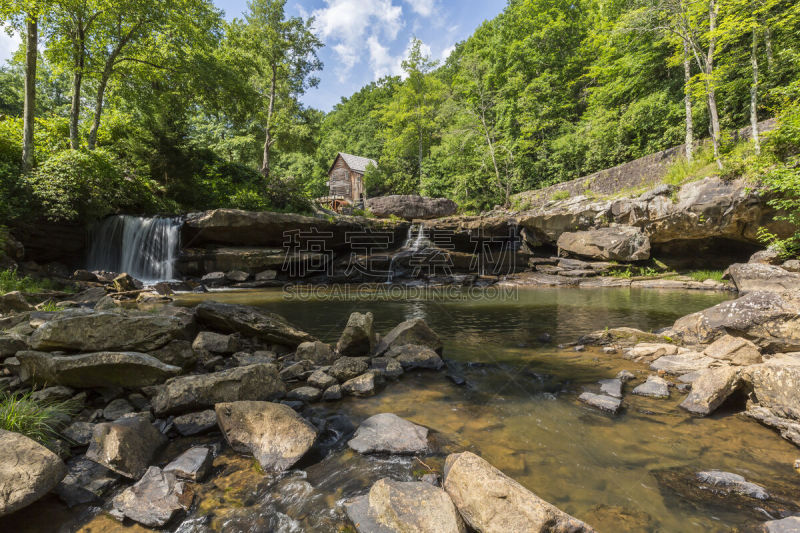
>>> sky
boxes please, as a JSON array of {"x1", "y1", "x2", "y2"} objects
[{"x1": 0, "y1": 0, "x2": 507, "y2": 111}]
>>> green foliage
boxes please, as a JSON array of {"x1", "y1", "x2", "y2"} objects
[
  {"x1": 0, "y1": 390, "x2": 77, "y2": 446},
  {"x1": 686, "y1": 269, "x2": 725, "y2": 282},
  {"x1": 551, "y1": 190, "x2": 570, "y2": 201},
  {"x1": 0, "y1": 268, "x2": 61, "y2": 293}
]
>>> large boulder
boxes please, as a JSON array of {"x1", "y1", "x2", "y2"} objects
[
  {"x1": 348, "y1": 413, "x2": 428, "y2": 455},
  {"x1": 375, "y1": 319, "x2": 442, "y2": 355},
  {"x1": 329, "y1": 356, "x2": 370, "y2": 381},
  {"x1": 742, "y1": 355, "x2": 800, "y2": 421},
  {"x1": 725, "y1": 263, "x2": 800, "y2": 293},
  {"x1": 0, "y1": 333, "x2": 27, "y2": 359},
  {"x1": 386, "y1": 344, "x2": 444, "y2": 370},
  {"x1": 336, "y1": 312, "x2": 376, "y2": 356},
  {"x1": 345, "y1": 478, "x2": 466, "y2": 533},
  {"x1": 192, "y1": 331, "x2": 239, "y2": 354},
  {"x1": 442, "y1": 451, "x2": 595, "y2": 532},
  {"x1": 556, "y1": 226, "x2": 650, "y2": 262},
  {"x1": 367, "y1": 195, "x2": 459, "y2": 220},
  {"x1": 29, "y1": 310, "x2": 193, "y2": 352},
  {"x1": 669, "y1": 291, "x2": 800, "y2": 352},
  {"x1": 0, "y1": 430, "x2": 67, "y2": 517},
  {"x1": 153, "y1": 363, "x2": 285, "y2": 416},
  {"x1": 679, "y1": 366, "x2": 741, "y2": 416},
  {"x1": 111, "y1": 466, "x2": 193, "y2": 528},
  {"x1": 703, "y1": 335, "x2": 762, "y2": 365},
  {"x1": 195, "y1": 301, "x2": 314, "y2": 348},
  {"x1": 214, "y1": 401, "x2": 317, "y2": 471},
  {"x1": 85, "y1": 417, "x2": 167, "y2": 479},
  {"x1": 295, "y1": 341, "x2": 336, "y2": 365},
  {"x1": 0, "y1": 292, "x2": 33, "y2": 315},
  {"x1": 17, "y1": 350, "x2": 181, "y2": 388}
]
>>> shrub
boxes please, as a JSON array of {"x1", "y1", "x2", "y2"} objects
[
  {"x1": 0, "y1": 390, "x2": 77, "y2": 446},
  {"x1": 550, "y1": 190, "x2": 570, "y2": 201}
]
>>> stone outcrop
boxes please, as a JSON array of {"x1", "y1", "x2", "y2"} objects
[
  {"x1": 195, "y1": 301, "x2": 314, "y2": 348},
  {"x1": 0, "y1": 292, "x2": 33, "y2": 315},
  {"x1": 153, "y1": 363, "x2": 285, "y2": 416},
  {"x1": 695, "y1": 470, "x2": 769, "y2": 500},
  {"x1": 679, "y1": 366, "x2": 741, "y2": 415},
  {"x1": 336, "y1": 312, "x2": 376, "y2": 356},
  {"x1": 725, "y1": 263, "x2": 800, "y2": 293},
  {"x1": 215, "y1": 401, "x2": 317, "y2": 471},
  {"x1": 442, "y1": 451, "x2": 595, "y2": 532},
  {"x1": 86, "y1": 417, "x2": 167, "y2": 479},
  {"x1": 367, "y1": 195, "x2": 459, "y2": 220},
  {"x1": 0, "y1": 430, "x2": 67, "y2": 517},
  {"x1": 742, "y1": 355, "x2": 800, "y2": 421},
  {"x1": 348, "y1": 413, "x2": 429, "y2": 455},
  {"x1": 557, "y1": 226, "x2": 650, "y2": 262},
  {"x1": 703, "y1": 335, "x2": 762, "y2": 365},
  {"x1": 111, "y1": 466, "x2": 193, "y2": 527},
  {"x1": 295, "y1": 341, "x2": 336, "y2": 365}
]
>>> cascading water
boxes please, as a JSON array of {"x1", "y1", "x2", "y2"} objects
[
  {"x1": 387, "y1": 224, "x2": 429, "y2": 282},
  {"x1": 87, "y1": 215, "x2": 182, "y2": 282}
]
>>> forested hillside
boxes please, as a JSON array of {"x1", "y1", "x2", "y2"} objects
[{"x1": 1, "y1": 0, "x2": 799, "y2": 224}]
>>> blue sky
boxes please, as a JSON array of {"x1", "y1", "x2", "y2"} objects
[{"x1": 1, "y1": 0, "x2": 507, "y2": 111}]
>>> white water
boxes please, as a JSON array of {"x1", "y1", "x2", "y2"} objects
[
  {"x1": 387, "y1": 224, "x2": 429, "y2": 282},
  {"x1": 87, "y1": 215, "x2": 181, "y2": 282}
]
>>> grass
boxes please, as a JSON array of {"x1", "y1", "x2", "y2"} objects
[
  {"x1": 550, "y1": 190, "x2": 570, "y2": 202},
  {"x1": 685, "y1": 269, "x2": 725, "y2": 282},
  {"x1": 37, "y1": 301, "x2": 64, "y2": 312},
  {"x1": 0, "y1": 269, "x2": 63, "y2": 294},
  {"x1": 0, "y1": 390, "x2": 77, "y2": 446}
]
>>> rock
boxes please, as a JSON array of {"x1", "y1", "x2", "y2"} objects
[
  {"x1": 616, "y1": 370, "x2": 635, "y2": 382},
  {"x1": 783, "y1": 260, "x2": 800, "y2": 273},
  {"x1": 17, "y1": 350, "x2": 182, "y2": 389},
  {"x1": 296, "y1": 341, "x2": 335, "y2": 365},
  {"x1": 63, "y1": 421, "x2": 96, "y2": 446},
  {"x1": 348, "y1": 413, "x2": 428, "y2": 455},
  {"x1": 279, "y1": 360, "x2": 312, "y2": 381},
  {"x1": 578, "y1": 392, "x2": 622, "y2": 414},
  {"x1": 749, "y1": 248, "x2": 783, "y2": 265},
  {"x1": 669, "y1": 291, "x2": 800, "y2": 352},
  {"x1": 650, "y1": 352, "x2": 715, "y2": 374},
  {"x1": 29, "y1": 385, "x2": 74, "y2": 403},
  {"x1": 602, "y1": 346, "x2": 617, "y2": 354},
  {"x1": 336, "y1": 312, "x2": 377, "y2": 356},
  {"x1": 763, "y1": 516, "x2": 800, "y2": 532},
  {"x1": 150, "y1": 340, "x2": 197, "y2": 369},
  {"x1": 200, "y1": 272, "x2": 226, "y2": 286},
  {"x1": 345, "y1": 478, "x2": 466, "y2": 533},
  {"x1": 367, "y1": 195, "x2": 458, "y2": 220},
  {"x1": 557, "y1": 225, "x2": 650, "y2": 261},
  {"x1": 214, "y1": 401, "x2": 317, "y2": 471},
  {"x1": 632, "y1": 375, "x2": 670, "y2": 398},
  {"x1": 370, "y1": 357, "x2": 404, "y2": 379},
  {"x1": 442, "y1": 451, "x2": 595, "y2": 533},
  {"x1": 574, "y1": 345, "x2": 586, "y2": 352},
  {"x1": 163, "y1": 446, "x2": 213, "y2": 482},
  {"x1": 54, "y1": 456, "x2": 118, "y2": 507},
  {"x1": 0, "y1": 333, "x2": 27, "y2": 359},
  {"x1": 111, "y1": 466, "x2": 193, "y2": 528},
  {"x1": 704, "y1": 334, "x2": 762, "y2": 365},
  {"x1": 627, "y1": 343, "x2": 678, "y2": 361},
  {"x1": 329, "y1": 356, "x2": 370, "y2": 381},
  {"x1": 598, "y1": 378, "x2": 623, "y2": 398},
  {"x1": 173, "y1": 410, "x2": 218, "y2": 436},
  {"x1": 0, "y1": 429, "x2": 67, "y2": 517},
  {"x1": 192, "y1": 331, "x2": 238, "y2": 355},
  {"x1": 679, "y1": 366, "x2": 740, "y2": 415},
  {"x1": 307, "y1": 369, "x2": 337, "y2": 389},
  {"x1": 225, "y1": 270, "x2": 249, "y2": 282},
  {"x1": 745, "y1": 406, "x2": 800, "y2": 447},
  {"x1": 322, "y1": 385, "x2": 342, "y2": 401},
  {"x1": 153, "y1": 363, "x2": 285, "y2": 416},
  {"x1": 286, "y1": 386, "x2": 322, "y2": 402},
  {"x1": 726, "y1": 263, "x2": 800, "y2": 293},
  {"x1": 255, "y1": 269, "x2": 277, "y2": 281},
  {"x1": 0, "y1": 291, "x2": 33, "y2": 315},
  {"x1": 342, "y1": 372, "x2": 378, "y2": 397},
  {"x1": 375, "y1": 318, "x2": 442, "y2": 355},
  {"x1": 696, "y1": 470, "x2": 769, "y2": 500},
  {"x1": 29, "y1": 309, "x2": 193, "y2": 352},
  {"x1": 386, "y1": 344, "x2": 444, "y2": 370},
  {"x1": 112, "y1": 273, "x2": 138, "y2": 292},
  {"x1": 742, "y1": 355, "x2": 800, "y2": 420},
  {"x1": 233, "y1": 350, "x2": 275, "y2": 366},
  {"x1": 195, "y1": 301, "x2": 314, "y2": 348},
  {"x1": 86, "y1": 417, "x2": 167, "y2": 479},
  {"x1": 103, "y1": 398, "x2": 135, "y2": 420}
]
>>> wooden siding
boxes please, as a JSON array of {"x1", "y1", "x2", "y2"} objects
[{"x1": 328, "y1": 155, "x2": 364, "y2": 203}]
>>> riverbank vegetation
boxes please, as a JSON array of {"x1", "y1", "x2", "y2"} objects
[
  {"x1": 0, "y1": 0, "x2": 799, "y2": 224},
  {"x1": 0, "y1": 390, "x2": 76, "y2": 446}
]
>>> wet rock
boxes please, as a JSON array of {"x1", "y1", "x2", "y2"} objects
[
  {"x1": 375, "y1": 318, "x2": 442, "y2": 355},
  {"x1": 742, "y1": 355, "x2": 800, "y2": 421},
  {"x1": 307, "y1": 369, "x2": 337, "y2": 389},
  {"x1": 215, "y1": 401, "x2": 317, "y2": 471},
  {"x1": 29, "y1": 385, "x2": 74, "y2": 403},
  {"x1": 86, "y1": 417, "x2": 167, "y2": 479},
  {"x1": 195, "y1": 301, "x2": 315, "y2": 348},
  {"x1": 0, "y1": 333, "x2": 27, "y2": 359},
  {"x1": 287, "y1": 386, "x2": 322, "y2": 402},
  {"x1": 345, "y1": 478, "x2": 466, "y2": 533},
  {"x1": 602, "y1": 346, "x2": 617, "y2": 354},
  {"x1": 598, "y1": 378, "x2": 623, "y2": 398},
  {"x1": 0, "y1": 291, "x2": 33, "y2": 315},
  {"x1": 296, "y1": 341, "x2": 335, "y2": 365},
  {"x1": 679, "y1": 366, "x2": 740, "y2": 416},
  {"x1": 579, "y1": 392, "x2": 622, "y2": 414},
  {"x1": 556, "y1": 225, "x2": 650, "y2": 262},
  {"x1": 255, "y1": 269, "x2": 278, "y2": 281},
  {"x1": 616, "y1": 370, "x2": 635, "y2": 382},
  {"x1": 726, "y1": 263, "x2": 800, "y2": 293},
  {"x1": 103, "y1": 398, "x2": 135, "y2": 420},
  {"x1": 29, "y1": 309, "x2": 193, "y2": 352},
  {"x1": 696, "y1": 470, "x2": 769, "y2": 500},
  {"x1": 348, "y1": 413, "x2": 428, "y2": 455},
  {"x1": 632, "y1": 375, "x2": 669, "y2": 398},
  {"x1": 370, "y1": 357, "x2": 404, "y2": 378},
  {"x1": 650, "y1": 352, "x2": 715, "y2": 374},
  {"x1": 704, "y1": 335, "x2": 762, "y2": 365},
  {"x1": 18, "y1": 350, "x2": 181, "y2": 389},
  {"x1": 0, "y1": 429, "x2": 67, "y2": 517},
  {"x1": 111, "y1": 466, "x2": 193, "y2": 528},
  {"x1": 149, "y1": 340, "x2": 197, "y2": 369},
  {"x1": 192, "y1": 331, "x2": 239, "y2": 354},
  {"x1": 322, "y1": 385, "x2": 342, "y2": 401},
  {"x1": 329, "y1": 356, "x2": 370, "y2": 381},
  {"x1": 63, "y1": 421, "x2": 95, "y2": 446},
  {"x1": 763, "y1": 516, "x2": 800, "y2": 532},
  {"x1": 342, "y1": 372, "x2": 378, "y2": 397},
  {"x1": 173, "y1": 410, "x2": 218, "y2": 437},
  {"x1": 336, "y1": 312, "x2": 376, "y2": 357},
  {"x1": 55, "y1": 456, "x2": 118, "y2": 507},
  {"x1": 112, "y1": 273, "x2": 138, "y2": 292},
  {"x1": 164, "y1": 446, "x2": 213, "y2": 482},
  {"x1": 201, "y1": 272, "x2": 226, "y2": 286},
  {"x1": 153, "y1": 363, "x2": 285, "y2": 416},
  {"x1": 225, "y1": 270, "x2": 249, "y2": 283},
  {"x1": 745, "y1": 406, "x2": 800, "y2": 447},
  {"x1": 442, "y1": 451, "x2": 595, "y2": 533},
  {"x1": 627, "y1": 343, "x2": 678, "y2": 362},
  {"x1": 386, "y1": 344, "x2": 444, "y2": 370}
]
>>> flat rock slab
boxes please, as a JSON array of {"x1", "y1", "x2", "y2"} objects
[
  {"x1": 375, "y1": 319, "x2": 442, "y2": 355},
  {"x1": 63, "y1": 421, "x2": 96, "y2": 446},
  {"x1": 348, "y1": 413, "x2": 428, "y2": 455},
  {"x1": 86, "y1": 417, "x2": 167, "y2": 479},
  {"x1": 163, "y1": 446, "x2": 213, "y2": 482},
  {"x1": 215, "y1": 401, "x2": 317, "y2": 472},
  {"x1": 598, "y1": 378, "x2": 623, "y2": 398},
  {"x1": 195, "y1": 301, "x2": 315, "y2": 348},
  {"x1": 578, "y1": 392, "x2": 622, "y2": 414},
  {"x1": 345, "y1": 478, "x2": 466, "y2": 533},
  {"x1": 0, "y1": 429, "x2": 67, "y2": 517},
  {"x1": 763, "y1": 516, "x2": 800, "y2": 532},
  {"x1": 55, "y1": 456, "x2": 118, "y2": 507},
  {"x1": 680, "y1": 366, "x2": 740, "y2": 416},
  {"x1": 173, "y1": 410, "x2": 218, "y2": 436},
  {"x1": 650, "y1": 353, "x2": 715, "y2": 375},
  {"x1": 696, "y1": 470, "x2": 769, "y2": 500},
  {"x1": 111, "y1": 466, "x2": 193, "y2": 528},
  {"x1": 632, "y1": 375, "x2": 670, "y2": 399}
]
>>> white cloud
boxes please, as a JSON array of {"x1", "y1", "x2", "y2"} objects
[
  {"x1": 403, "y1": 0, "x2": 436, "y2": 17},
  {"x1": 0, "y1": 26, "x2": 20, "y2": 64},
  {"x1": 440, "y1": 44, "x2": 455, "y2": 60},
  {"x1": 367, "y1": 35, "x2": 403, "y2": 79}
]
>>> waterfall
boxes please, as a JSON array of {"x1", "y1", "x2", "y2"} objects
[
  {"x1": 87, "y1": 215, "x2": 181, "y2": 282},
  {"x1": 387, "y1": 223, "x2": 429, "y2": 282}
]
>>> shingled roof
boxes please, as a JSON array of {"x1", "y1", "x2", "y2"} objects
[{"x1": 335, "y1": 152, "x2": 378, "y2": 173}]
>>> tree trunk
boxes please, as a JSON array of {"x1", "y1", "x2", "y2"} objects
[
  {"x1": 706, "y1": 0, "x2": 722, "y2": 169},
  {"x1": 87, "y1": 69, "x2": 110, "y2": 151},
  {"x1": 750, "y1": 27, "x2": 760, "y2": 154},
  {"x1": 683, "y1": 38, "x2": 694, "y2": 162},
  {"x1": 764, "y1": 25, "x2": 773, "y2": 72},
  {"x1": 261, "y1": 64, "x2": 277, "y2": 180},
  {"x1": 69, "y1": 24, "x2": 86, "y2": 150},
  {"x1": 22, "y1": 18, "x2": 37, "y2": 171}
]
